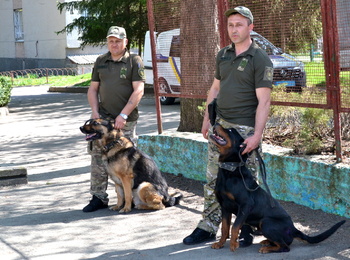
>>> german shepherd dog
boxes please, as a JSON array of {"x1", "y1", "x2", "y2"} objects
[
  {"x1": 210, "y1": 123, "x2": 345, "y2": 253},
  {"x1": 80, "y1": 118, "x2": 182, "y2": 213}
]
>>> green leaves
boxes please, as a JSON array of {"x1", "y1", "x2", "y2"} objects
[{"x1": 0, "y1": 77, "x2": 12, "y2": 107}]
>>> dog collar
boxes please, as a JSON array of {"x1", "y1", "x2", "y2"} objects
[
  {"x1": 219, "y1": 162, "x2": 245, "y2": 172},
  {"x1": 103, "y1": 139, "x2": 121, "y2": 152}
]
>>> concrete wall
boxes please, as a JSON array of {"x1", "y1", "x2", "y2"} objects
[{"x1": 138, "y1": 133, "x2": 350, "y2": 218}]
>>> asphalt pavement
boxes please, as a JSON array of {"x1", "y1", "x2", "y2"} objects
[{"x1": 0, "y1": 85, "x2": 349, "y2": 260}]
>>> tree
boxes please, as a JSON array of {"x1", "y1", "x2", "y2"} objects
[
  {"x1": 57, "y1": 0, "x2": 148, "y2": 54},
  {"x1": 177, "y1": 0, "x2": 219, "y2": 132}
]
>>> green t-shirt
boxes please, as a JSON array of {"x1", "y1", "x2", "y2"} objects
[
  {"x1": 91, "y1": 50, "x2": 145, "y2": 121},
  {"x1": 214, "y1": 40, "x2": 273, "y2": 127}
]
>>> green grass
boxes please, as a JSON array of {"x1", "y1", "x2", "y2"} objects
[{"x1": 6, "y1": 73, "x2": 91, "y2": 87}]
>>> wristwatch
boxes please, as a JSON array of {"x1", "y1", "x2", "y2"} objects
[{"x1": 119, "y1": 113, "x2": 128, "y2": 120}]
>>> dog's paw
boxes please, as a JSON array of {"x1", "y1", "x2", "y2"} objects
[
  {"x1": 229, "y1": 241, "x2": 239, "y2": 252},
  {"x1": 109, "y1": 205, "x2": 121, "y2": 211},
  {"x1": 119, "y1": 207, "x2": 131, "y2": 213},
  {"x1": 211, "y1": 242, "x2": 224, "y2": 249},
  {"x1": 259, "y1": 247, "x2": 270, "y2": 254}
]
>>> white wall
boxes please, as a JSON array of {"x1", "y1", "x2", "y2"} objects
[
  {"x1": 0, "y1": 0, "x2": 17, "y2": 58},
  {"x1": 23, "y1": 0, "x2": 67, "y2": 59}
]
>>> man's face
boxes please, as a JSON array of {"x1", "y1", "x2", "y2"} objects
[
  {"x1": 227, "y1": 14, "x2": 253, "y2": 44},
  {"x1": 107, "y1": 36, "x2": 128, "y2": 57}
]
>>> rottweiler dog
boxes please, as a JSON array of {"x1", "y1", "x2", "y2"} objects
[
  {"x1": 210, "y1": 123, "x2": 345, "y2": 253},
  {"x1": 80, "y1": 118, "x2": 182, "y2": 213}
]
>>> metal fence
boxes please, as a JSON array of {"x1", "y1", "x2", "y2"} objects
[
  {"x1": 146, "y1": 0, "x2": 350, "y2": 161},
  {"x1": 0, "y1": 67, "x2": 79, "y2": 85}
]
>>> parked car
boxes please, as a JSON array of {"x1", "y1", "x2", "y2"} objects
[
  {"x1": 143, "y1": 29, "x2": 306, "y2": 105},
  {"x1": 250, "y1": 31, "x2": 306, "y2": 92}
]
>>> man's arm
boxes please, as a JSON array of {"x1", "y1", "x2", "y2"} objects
[
  {"x1": 242, "y1": 87, "x2": 271, "y2": 154},
  {"x1": 87, "y1": 81, "x2": 100, "y2": 119},
  {"x1": 201, "y1": 78, "x2": 220, "y2": 139},
  {"x1": 114, "y1": 80, "x2": 145, "y2": 129}
]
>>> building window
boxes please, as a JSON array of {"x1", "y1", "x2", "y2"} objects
[{"x1": 14, "y1": 9, "x2": 24, "y2": 41}]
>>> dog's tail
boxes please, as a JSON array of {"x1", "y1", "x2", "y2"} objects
[
  {"x1": 294, "y1": 220, "x2": 345, "y2": 244},
  {"x1": 163, "y1": 192, "x2": 183, "y2": 207}
]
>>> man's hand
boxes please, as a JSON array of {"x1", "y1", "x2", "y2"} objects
[
  {"x1": 201, "y1": 119, "x2": 211, "y2": 139},
  {"x1": 241, "y1": 134, "x2": 261, "y2": 154},
  {"x1": 91, "y1": 111, "x2": 100, "y2": 119},
  {"x1": 114, "y1": 115, "x2": 127, "y2": 129}
]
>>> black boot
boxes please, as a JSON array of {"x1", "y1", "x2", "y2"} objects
[
  {"x1": 183, "y1": 228, "x2": 216, "y2": 245},
  {"x1": 82, "y1": 195, "x2": 108, "y2": 212},
  {"x1": 239, "y1": 224, "x2": 254, "y2": 247}
]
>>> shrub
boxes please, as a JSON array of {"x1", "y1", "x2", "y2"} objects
[
  {"x1": 0, "y1": 77, "x2": 12, "y2": 107},
  {"x1": 266, "y1": 106, "x2": 333, "y2": 155}
]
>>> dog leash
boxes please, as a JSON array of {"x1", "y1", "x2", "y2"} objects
[{"x1": 238, "y1": 146, "x2": 275, "y2": 208}]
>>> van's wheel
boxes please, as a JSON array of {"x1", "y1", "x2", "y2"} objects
[{"x1": 158, "y1": 78, "x2": 175, "y2": 105}]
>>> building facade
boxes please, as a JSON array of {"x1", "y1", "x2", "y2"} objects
[{"x1": 0, "y1": 0, "x2": 106, "y2": 72}]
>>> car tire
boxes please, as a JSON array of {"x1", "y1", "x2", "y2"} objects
[
  {"x1": 160, "y1": 96, "x2": 175, "y2": 105},
  {"x1": 158, "y1": 77, "x2": 175, "y2": 105}
]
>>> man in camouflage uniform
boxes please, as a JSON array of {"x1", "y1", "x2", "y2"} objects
[
  {"x1": 183, "y1": 6, "x2": 273, "y2": 245},
  {"x1": 83, "y1": 26, "x2": 145, "y2": 212}
]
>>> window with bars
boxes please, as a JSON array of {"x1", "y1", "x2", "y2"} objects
[{"x1": 14, "y1": 9, "x2": 24, "y2": 41}]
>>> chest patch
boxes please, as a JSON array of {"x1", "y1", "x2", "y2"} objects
[
  {"x1": 237, "y1": 58, "x2": 248, "y2": 71},
  {"x1": 120, "y1": 67, "x2": 127, "y2": 79}
]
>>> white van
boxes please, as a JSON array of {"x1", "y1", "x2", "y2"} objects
[
  {"x1": 144, "y1": 29, "x2": 306, "y2": 104},
  {"x1": 143, "y1": 29, "x2": 180, "y2": 105}
]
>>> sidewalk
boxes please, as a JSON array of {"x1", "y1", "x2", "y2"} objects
[{"x1": 0, "y1": 86, "x2": 348, "y2": 260}]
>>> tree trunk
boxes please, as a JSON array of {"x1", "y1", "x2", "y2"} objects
[{"x1": 177, "y1": 0, "x2": 219, "y2": 132}]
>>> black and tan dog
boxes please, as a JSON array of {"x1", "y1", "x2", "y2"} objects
[
  {"x1": 80, "y1": 118, "x2": 182, "y2": 213},
  {"x1": 210, "y1": 123, "x2": 345, "y2": 253}
]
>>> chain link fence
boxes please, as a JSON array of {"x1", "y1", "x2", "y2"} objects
[{"x1": 146, "y1": 0, "x2": 350, "y2": 161}]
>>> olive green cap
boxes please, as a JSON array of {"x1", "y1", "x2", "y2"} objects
[
  {"x1": 106, "y1": 26, "x2": 127, "y2": 39},
  {"x1": 224, "y1": 6, "x2": 253, "y2": 24}
]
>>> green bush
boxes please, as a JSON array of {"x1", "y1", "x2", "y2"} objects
[
  {"x1": 267, "y1": 106, "x2": 332, "y2": 155},
  {"x1": 0, "y1": 77, "x2": 12, "y2": 107}
]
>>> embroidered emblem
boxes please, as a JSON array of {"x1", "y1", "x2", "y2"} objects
[
  {"x1": 237, "y1": 58, "x2": 248, "y2": 71},
  {"x1": 263, "y1": 66, "x2": 274, "y2": 81},
  {"x1": 120, "y1": 67, "x2": 127, "y2": 79},
  {"x1": 138, "y1": 67, "x2": 145, "y2": 78}
]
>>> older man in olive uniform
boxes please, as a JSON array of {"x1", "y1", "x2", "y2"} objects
[
  {"x1": 83, "y1": 26, "x2": 145, "y2": 212},
  {"x1": 183, "y1": 6, "x2": 273, "y2": 245}
]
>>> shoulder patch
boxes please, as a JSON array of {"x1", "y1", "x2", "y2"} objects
[
  {"x1": 263, "y1": 66, "x2": 274, "y2": 81},
  {"x1": 138, "y1": 67, "x2": 145, "y2": 78}
]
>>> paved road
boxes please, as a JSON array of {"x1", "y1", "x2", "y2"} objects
[{"x1": 0, "y1": 86, "x2": 349, "y2": 260}]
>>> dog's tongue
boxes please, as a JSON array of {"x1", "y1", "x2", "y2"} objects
[{"x1": 86, "y1": 133, "x2": 96, "y2": 140}]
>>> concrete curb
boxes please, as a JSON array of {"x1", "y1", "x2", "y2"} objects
[
  {"x1": 0, "y1": 106, "x2": 9, "y2": 117},
  {"x1": 48, "y1": 85, "x2": 155, "y2": 94},
  {"x1": 0, "y1": 167, "x2": 27, "y2": 187},
  {"x1": 138, "y1": 134, "x2": 350, "y2": 218}
]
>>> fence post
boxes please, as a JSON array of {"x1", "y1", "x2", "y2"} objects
[
  {"x1": 217, "y1": 0, "x2": 230, "y2": 48},
  {"x1": 321, "y1": 0, "x2": 342, "y2": 162},
  {"x1": 147, "y1": 0, "x2": 163, "y2": 134},
  {"x1": 10, "y1": 72, "x2": 14, "y2": 85}
]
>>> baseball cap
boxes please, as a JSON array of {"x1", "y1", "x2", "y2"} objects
[
  {"x1": 224, "y1": 6, "x2": 253, "y2": 24},
  {"x1": 106, "y1": 26, "x2": 127, "y2": 39}
]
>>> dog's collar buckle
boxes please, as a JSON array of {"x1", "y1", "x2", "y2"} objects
[{"x1": 219, "y1": 162, "x2": 245, "y2": 172}]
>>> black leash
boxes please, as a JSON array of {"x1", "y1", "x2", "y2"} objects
[{"x1": 238, "y1": 146, "x2": 275, "y2": 208}]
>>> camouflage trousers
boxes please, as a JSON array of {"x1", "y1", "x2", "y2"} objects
[
  {"x1": 197, "y1": 118, "x2": 263, "y2": 234},
  {"x1": 88, "y1": 120, "x2": 137, "y2": 204}
]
